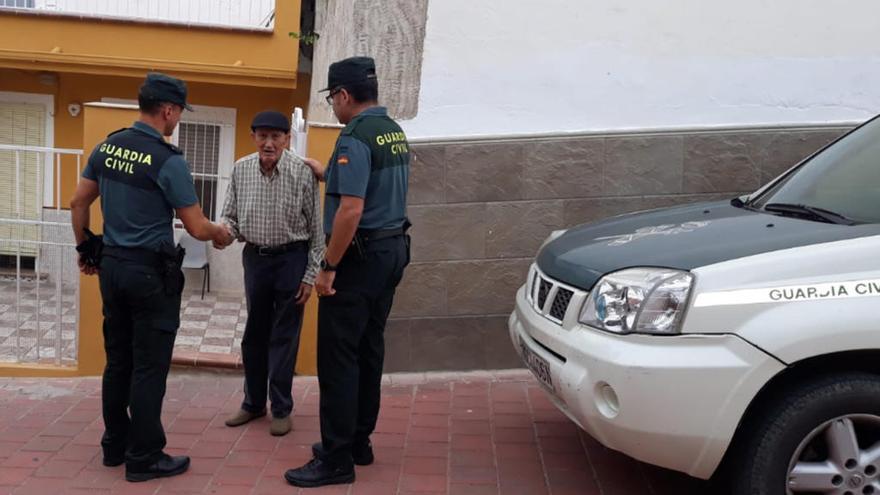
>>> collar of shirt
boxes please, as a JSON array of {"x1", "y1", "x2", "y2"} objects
[
  {"x1": 259, "y1": 161, "x2": 281, "y2": 179},
  {"x1": 253, "y1": 149, "x2": 296, "y2": 181},
  {"x1": 131, "y1": 121, "x2": 163, "y2": 139},
  {"x1": 355, "y1": 106, "x2": 388, "y2": 118}
]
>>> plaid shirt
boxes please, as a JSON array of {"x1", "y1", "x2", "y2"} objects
[{"x1": 221, "y1": 149, "x2": 323, "y2": 285}]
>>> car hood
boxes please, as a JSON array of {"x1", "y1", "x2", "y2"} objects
[{"x1": 537, "y1": 201, "x2": 880, "y2": 291}]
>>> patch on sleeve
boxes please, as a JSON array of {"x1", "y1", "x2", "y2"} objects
[{"x1": 337, "y1": 155, "x2": 349, "y2": 165}]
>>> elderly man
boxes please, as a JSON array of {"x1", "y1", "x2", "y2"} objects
[{"x1": 221, "y1": 111, "x2": 323, "y2": 436}]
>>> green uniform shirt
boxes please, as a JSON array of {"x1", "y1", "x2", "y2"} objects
[
  {"x1": 324, "y1": 106, "x2": 410, "y2": 233},
  {"x1": 82, "y1": 121, "x2": 198, "y2": 250}
]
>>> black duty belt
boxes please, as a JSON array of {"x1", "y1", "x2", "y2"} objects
[
  {"x1": 324, "y1": 227, "x2": 406, "y2": 246},
  {"x1": 103, "y1": 245, "x2": 163, "y2": 265},
  {"x1": 247, "y1": 240, "x2": 309, "y2": 256},
  {"x1": 358, "y1": 226, "x2": 406, "y2": 242}
]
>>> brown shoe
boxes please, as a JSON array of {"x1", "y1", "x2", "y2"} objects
[
  {"x1": 225, "y1": 408, "x2": 266, "y2": 427},
  {"x1": 270, "y1": 415, "x2": 292, "y2": 436}
]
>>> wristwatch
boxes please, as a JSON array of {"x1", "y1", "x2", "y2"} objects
[{"x1": 320, "y1": 258, "x2": 338, "y2": 272}]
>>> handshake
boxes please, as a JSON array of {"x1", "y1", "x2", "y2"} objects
[{"x1": 212, "y1": 222, "x2": 235, "y2": 250}]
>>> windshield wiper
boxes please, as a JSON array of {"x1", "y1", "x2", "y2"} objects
[{"x1": 763, "y1": 203, "x2": 856, "y2": 225}]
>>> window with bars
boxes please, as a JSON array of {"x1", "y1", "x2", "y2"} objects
[{"x1": 177, "y1": 122, "x2": 221, "y2": 221}]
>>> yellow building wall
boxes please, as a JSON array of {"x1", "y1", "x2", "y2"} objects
[
  {"x1": 77, "y1": 103, "x2": 141, "y2": 376},
  {"x1": 0, "y1": 69, "x2": 311, "y2": 205},
  {"x1": 0, "y1": 69, "x2": 315, "y2": 376},
  {"x1": 0, "y1": 103, "x2": 138, "y2": 377},
  {"x1": 0, "y1": 1, "x2": 300, "y2": 88},
  {"x1": 295, "y1": 125, "x2": 340, "y2": 375}
]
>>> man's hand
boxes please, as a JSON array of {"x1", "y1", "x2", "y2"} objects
[
  {"x1": 78, "y1": 257, "x2": 98, "y2": 276},
  {"x1": 212, "y1": 223, "x2": 234, "y2": 249},
  {"x1": 295, "y1": 283, "x2": 313, "y2": 305},
  {"x1": 315, "y1": 270, "x2": 336, "y2": 297},
  {"x1": 304, "y1": 157, "x2": 325, "y2": 182}
]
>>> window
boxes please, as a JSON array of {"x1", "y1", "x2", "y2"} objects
[
  {"x1": 178, "y1": 122, "x2": 222, "y2": 220},
  {"x1": 173, "y1": 106, "x2": 235, "y2": 222},
  {"x1": 753, "y1": 116, "x2": 880, "y2": 224},
  {"x1": 0, "y1": 94, "x2": 54, "y2": 257}
]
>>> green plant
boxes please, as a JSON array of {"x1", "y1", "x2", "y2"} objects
[{"x1": 289, "y1": 31, "x2": 320, "y2": 45}]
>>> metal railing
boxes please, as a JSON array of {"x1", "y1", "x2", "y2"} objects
[
  {"x1": 1, "y1": 0, "x2": 275, "y2": 31},
  {"x1": 0, "y1": 144, "x2": 82, "y2": 367}
]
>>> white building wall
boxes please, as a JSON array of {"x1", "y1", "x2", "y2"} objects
[{"x1": 401, "y1": 0, "x2": 880, "y2": 139}]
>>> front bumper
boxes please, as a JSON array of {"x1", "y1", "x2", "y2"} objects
[{"x1": 509, "y1": 282, "x2": 784, "y2": 479}]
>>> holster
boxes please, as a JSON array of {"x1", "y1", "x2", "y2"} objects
[
  {"x1": 351, "y1": 218, "x2": 413, "y2": 261},
  {"x1": 402, "y1": 219, "x2": 412, "y2": 266},
  {"x1": 351, "y1": 234, "x2": 366, "y2": 260},
  {"x1": 157, "y1": 241, "x2": 186, "y2": 296},
  {"x1": 75, "y1": 228, "x2": 104, "y2": 268}
]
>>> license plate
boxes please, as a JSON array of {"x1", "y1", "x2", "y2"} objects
[{"x1": 520, "y1": 336, "x2": 554, "y2": 391}]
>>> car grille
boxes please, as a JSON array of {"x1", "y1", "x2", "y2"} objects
[
  {"x1": 529, "y1": 270, "x2": 578, "y2": 324},
  {"x1": 550, "y1": 288, "x2": 573, "y2": 320},
  {"x1": 537, "y1": 279, "x2": 552, "y2": 308}
]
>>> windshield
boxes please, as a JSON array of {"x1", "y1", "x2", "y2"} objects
[{"x1": 752, "y1": 116, "x2": 880, "y2": 224}]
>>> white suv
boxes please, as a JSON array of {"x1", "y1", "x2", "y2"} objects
[{"x1": 510, "y1": 116, "x2": 880, "y2": 495}]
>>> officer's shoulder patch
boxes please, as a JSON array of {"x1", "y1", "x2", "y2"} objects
[{"x1": 337, "y1": 155, "x2": 350, "y2": 166}]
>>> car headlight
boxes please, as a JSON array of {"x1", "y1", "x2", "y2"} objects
[{"x1": 579, "y1": 268, "x2": 693, "y2": 335}]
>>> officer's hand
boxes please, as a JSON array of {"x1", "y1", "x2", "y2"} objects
[
  {"x1": 315, "y1": 270, "x2": 336, "y2": 297},
  {"x1": 78, "y1": 258, "x2": 98, "y2": 276},
  {"x1": 212, "y1": 223, "x2": 234, "y2": 249},
  {"x1": 304, "y1": 157, "x2": 325, "y2": 182},
  {"x1": 295, "y1": 283, "x2": 312, "y2": 305}
]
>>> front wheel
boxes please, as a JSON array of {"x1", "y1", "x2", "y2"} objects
[{"x1": 733, "y1": 373, "x2": 880, "y2": 495}]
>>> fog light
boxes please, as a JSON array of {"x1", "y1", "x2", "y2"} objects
[{"x1": 595, "y1": 382, "x2": 619, "y2": 418}]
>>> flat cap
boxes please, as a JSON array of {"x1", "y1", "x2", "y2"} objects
[{"x1": 250, "y1": 111, "x2": 290, "y2": 132}]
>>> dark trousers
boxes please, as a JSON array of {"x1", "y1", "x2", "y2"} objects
[
  {"x1": 240, "y1": 243, "x2": 308, "y2": 418},
  {"x1": 317, "y1": 235, "x2": 409, "y2": 465},
  {"x1": 98, "y1": 254, "x2": 181, "y2": 469}
]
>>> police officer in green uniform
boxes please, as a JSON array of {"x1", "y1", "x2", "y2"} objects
[
  {"x1": 285, "y1": 57, "x2": 411, "y2": 488},
  {"x1": 69, "y1": 73, "x2": 233, "y2": 482}
]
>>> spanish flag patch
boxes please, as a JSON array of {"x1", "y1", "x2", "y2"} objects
[{"x1": 338, "y1": 155, "x2": 349, "y2": 165}]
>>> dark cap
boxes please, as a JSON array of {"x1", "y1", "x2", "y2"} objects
[
  {"x1": 250, "y1": 111, "x2": 290, "y2": 132},
  {"x1": 139, "y1": 72, "x2": 193, "y2": 111},
  {"x1": 319, "y1": 56, "x2": 377, "y2": 92}
]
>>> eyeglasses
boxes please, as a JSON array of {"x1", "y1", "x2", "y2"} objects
[{"x1": 324, "y1": 88, "x2": 341, "y2": 106}]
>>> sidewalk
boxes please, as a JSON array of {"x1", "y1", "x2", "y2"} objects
[{"x1": 0, "y1": 368, "x2": 709, "y2": 495}]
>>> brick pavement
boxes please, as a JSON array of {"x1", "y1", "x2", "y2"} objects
[{"x1": 0, "y1": 369, "x2": 711, "y2": 495}]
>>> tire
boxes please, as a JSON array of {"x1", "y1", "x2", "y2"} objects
[{"x1": 732, "y1": 373, "x2": 880, "y2": 495}]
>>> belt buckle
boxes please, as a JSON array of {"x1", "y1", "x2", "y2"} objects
[{"x1": 257, "y1": 245, "x2": 270, "y2": 256}]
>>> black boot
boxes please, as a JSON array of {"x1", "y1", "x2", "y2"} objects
[
  {"x1": 284, "y1": 458, "x2": 355, "y2": 487},
  {"x1": 125, "y1": 454, "x2": 190, "y2": 482},
  {"x1": 102, "y1": 448, "x2": 124, "y2": 467}
]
